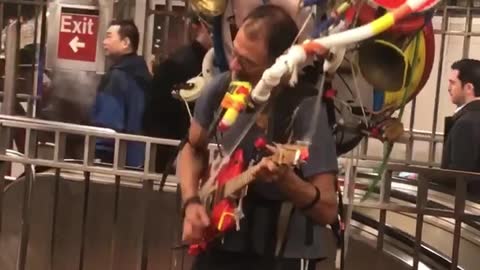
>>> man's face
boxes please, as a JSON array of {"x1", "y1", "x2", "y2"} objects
[
  {"x1": 103, "y1": 25, "x2": 130, "y2": 57},
  {"x1": 448, "y1": 69, "x2": 467, "y2": 106},
  {"x1": 229, "y1": 25, "x2": 270, "y2": 84}
]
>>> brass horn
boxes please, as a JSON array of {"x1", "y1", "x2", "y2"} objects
[
  {"x1": 191, "y1": 0, "x2": 227, "y2": 17},
  {"x1": 358, "y1": 39, "x2": 409, "y2": 92}
]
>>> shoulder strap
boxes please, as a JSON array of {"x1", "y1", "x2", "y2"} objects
[{"x1": 274, "y1": 201, "x2": 294, "y2": 257}]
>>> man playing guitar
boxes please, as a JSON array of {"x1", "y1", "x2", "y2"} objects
[{"x1": 178, "y1": 5, "x2": 338, "y2": 270}]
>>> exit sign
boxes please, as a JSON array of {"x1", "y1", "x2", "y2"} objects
[{"x1": 57, "y1": 8, "x2": 99, "y2": 62}]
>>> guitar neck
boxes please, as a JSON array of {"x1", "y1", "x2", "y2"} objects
[{"x1": 222, "y1": 167, "x2": 257, "y2": 198}]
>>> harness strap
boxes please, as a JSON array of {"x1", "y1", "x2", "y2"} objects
[{"x1": 274, "y1": 201, "x2": 294, "y2": 257}]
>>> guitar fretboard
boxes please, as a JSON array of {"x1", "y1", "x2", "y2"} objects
[{"x1": 222, "y1": 167, "x2": 256, "y2": 198}]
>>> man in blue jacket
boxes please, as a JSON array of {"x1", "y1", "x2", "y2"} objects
[{"x1": 91, "y1": 20, "x2": 151, "y2": 167}]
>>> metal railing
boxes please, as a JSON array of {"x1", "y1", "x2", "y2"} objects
[
  {"x1": 343, "y1": 163, "x2": 480, "y2": 270},
  {"x1": 0, "y1": 116, "x2": 190, "y2": 270}
]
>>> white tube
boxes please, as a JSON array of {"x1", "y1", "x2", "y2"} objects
[
  {"x1": 406, "y1": 0, "x2": 431, "y2": 11},
  {"x1": 251, "y1": 45, "x2": 306, "y2": 104},
  {"x1": 314, "y1": 24, "x2": 376, "y2": 49}
]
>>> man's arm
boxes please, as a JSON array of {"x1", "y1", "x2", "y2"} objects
[
  {"x1": 177, "y1": 72, "x2": 230, "y2": 243},
  {"x1": 178, "y1": 119, "x2": 209, "y2": 201},
  {"x1": 178, "y1": 119, "x2": 212, "y2": 243},
  {"x1": 448, "y1": 120, "x2": 477, "y2": 171},
  {"x1": 255, "y1": 95, "x2": 339, "y2": 225},
  {"x1": 277, "y1": 170, "x2": 338, "y2": 225}
]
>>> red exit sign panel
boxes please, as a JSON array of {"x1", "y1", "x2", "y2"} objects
[{"x1": 58, "y1": 11, "x2": 99, "y2": 62}]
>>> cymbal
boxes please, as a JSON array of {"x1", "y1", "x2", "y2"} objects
[{"x1": 191, "y1": 0, "x2": 227, "y2": 17}]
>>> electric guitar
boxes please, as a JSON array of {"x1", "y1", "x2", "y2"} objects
[{"x1": 188, "y1": 142, "x2": 309, "y2": 255}]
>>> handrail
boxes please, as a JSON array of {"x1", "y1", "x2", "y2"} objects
[
  {"x1": 0, "y1": 115, "x2": 218, "y2": 148},
  {"x1": 353, "y1": 178, "x2": 480, "y2": 237},
  {"x1": 387, "y1": 164, "x2": 480, "y2": 181},
  {"x1": 351, "y1": 212, "x2": 465, "y2": 270}
]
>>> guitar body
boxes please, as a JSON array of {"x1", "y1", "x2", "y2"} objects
[
  {"x1": 189, "y1": 143, "x2": 308, "y2": 255},
  {"x1": 189, "y1": 148, "x2": 245, "y2": 255},
  {"x1": 216, "y1": 148, "x2": 245, "y2": 186}
]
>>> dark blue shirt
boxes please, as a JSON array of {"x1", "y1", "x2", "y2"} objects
[
  {"x1": 91, "y1": 53, "x2": 151, "y2": 167},
  {"x1": 192, "y1": 72, "x2": 338, "y2": 259}
]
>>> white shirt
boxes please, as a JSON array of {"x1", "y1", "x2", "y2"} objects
[{"x1": 455, "y1": 97, "x2": 480, "y2": 114}]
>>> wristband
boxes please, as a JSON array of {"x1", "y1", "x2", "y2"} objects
[
  {"x1": 300, "y1": 185, "x2": 320, "y2": 212},
  {"x1": 182, "y1": 196, "x2": 202, "y2": 217}
]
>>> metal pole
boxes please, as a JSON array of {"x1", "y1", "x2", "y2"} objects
[
  {"x1": 451, "y1": 176, "x2": 467, "y2": 269},
  {"x1": 377, "y1": 169, "x2": 392, "y2": 251},
  {"x1": 462, "y1": 0, "x2": 473, "y2": 58},
  {"x1": 142, "y1": 0, "x2": 151, "y2": 66},
  {"x1": 27, "y1": 5, "x2": 40, "y2": 118},
  {"x1": 428, "y1": 6, "x2": 448, "y2": 164},
  {"x1": 183, "y1": 0, "x2": 190, "y2": 45},
  {"x1": 0, "y1": 3, "x2": 4, "y2": 50},
  {"x1": 139, "y1": 179, "x2": 154, "y2": 270},
  {"x1": 406, "y1": 97, "x2": 416, "y2": 163},
  {"x1": 413, "y1": 176, "x2": 428, "y2": 270},
  {"x1": 78, "y1": 172, "x2": 91, "y2": 270},
  {"x1": 138, "y1": 0, "x2": 149, "y2": 57},
  {"x1": 162, "y1": 0, "x2": 173, "y2": 56},
  {"x1": 2, "y1": 20, "x2": 19, "y2": 116}
]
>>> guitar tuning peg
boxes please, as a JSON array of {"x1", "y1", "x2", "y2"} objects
[
  {"x1": 254, "y1": 136, "x2": 267, "y2": 150},
  {"x1": 300, "y1": 148, "x2": 309, "y2": 161}
]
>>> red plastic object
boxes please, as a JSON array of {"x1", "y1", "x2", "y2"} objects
[
  {"x1": 373, "y1": 0, "x2": 406, "y2": 9},
  {"x1": 216, "y1": 149, "x2": 244, "y2": 186},
  {"x1": 324, "y1": 88, "x2": 337, "y2": 99},
  {"x1": 254, "y1": 136, "x2": 267, "y2": 150},
  {"x1": 370, "y1": 127, "x2": 381, "y2": 138},
  {"x1": 300, "y1": 148, "x2": 310, "y2": 161},
  {"x1": 373, "y1": 0, "x2": 436, "y2": 11}
]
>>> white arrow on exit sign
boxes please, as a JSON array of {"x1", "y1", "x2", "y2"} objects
[{"x1": 69, "y1": 36, "x2": 86, "y2": 53}]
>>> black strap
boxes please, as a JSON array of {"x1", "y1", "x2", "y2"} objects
[{"x1": 335, "y1": 178, "x2": 345, "y2": 269}]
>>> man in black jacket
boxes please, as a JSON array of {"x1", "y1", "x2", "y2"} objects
[
  {"x1": 143, "y1": 16, "x2": 212, "y2": 171},
  {"x1": 441, "y1": 58, "x2": 480, "y2": 195}
]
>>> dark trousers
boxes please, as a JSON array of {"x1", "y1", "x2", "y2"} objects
[{"x1": 191, "y1": 249, "x2": 318, "y2": 270}]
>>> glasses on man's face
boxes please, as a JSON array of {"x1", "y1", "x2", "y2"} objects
[{"x1": 231, "y1": 50, "x2": 264, "y2": 73}]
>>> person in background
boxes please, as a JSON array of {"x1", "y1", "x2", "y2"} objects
[
  {"x1": 143, "y1": 15, "x2": 212, "y2": 172},
  {"x1": 441, "y1": 58, "x2": 480, "y2": 195},
  {"x1": 91, "y1": 19, "x2": 151, "y2": 167}
]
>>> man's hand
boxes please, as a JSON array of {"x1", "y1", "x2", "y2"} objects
[
  {"x1": 252, "y1": 144, "x2": 290, "y2": 183},
  {"x1": 182, "y1": 203, "x2": 210, "y2": 244}
]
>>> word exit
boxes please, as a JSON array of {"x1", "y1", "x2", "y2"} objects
[{"x1": 60, "y1": 15, "x2": 95, "y2": 35}]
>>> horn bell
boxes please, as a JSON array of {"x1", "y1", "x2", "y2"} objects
[{"x1": 358, "y1": 40, "x2": 409, "y2": 92}]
